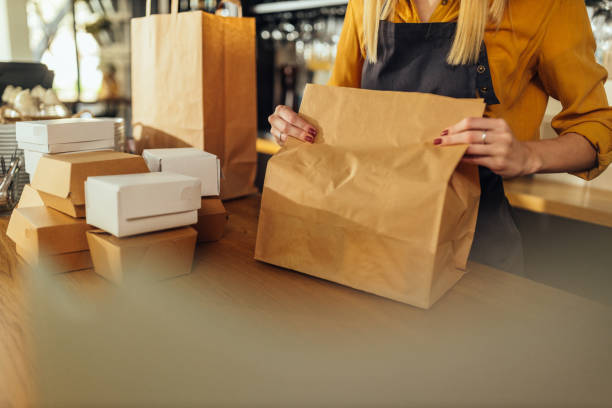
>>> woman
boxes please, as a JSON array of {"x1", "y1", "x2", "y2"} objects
[{"x1": 267, "y1": 0, "x2": 612, "y2": 274}]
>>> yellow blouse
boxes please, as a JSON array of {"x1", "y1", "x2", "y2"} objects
[{"x1": 328, "y1": 0, "x2": 612, "y2": 179}]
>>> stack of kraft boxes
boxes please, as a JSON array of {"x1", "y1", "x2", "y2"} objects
[{"x1": 6, "y1": 121, "x2": 227, "y2": 284}]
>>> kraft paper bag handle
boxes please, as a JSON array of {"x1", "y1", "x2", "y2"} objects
[{"x1": 146, "y1": 0, "x2": 179, "y2": 16}]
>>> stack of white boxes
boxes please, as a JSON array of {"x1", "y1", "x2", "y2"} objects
[
  {"x1": 84, "y1": 172, "x2": 202, "y2": 284},
  {"x1": 142, "y1": 148, "x2": 227, "y2": 242},
  {"x1": 17, "y1": 118, "x2": 115, "y2": 180},
  {"x1": 142, "y1": 148, "x2": 220, "y2": 197},
  {"x1": 84, "y1": 148, "x2": 228, "y2": 284}
]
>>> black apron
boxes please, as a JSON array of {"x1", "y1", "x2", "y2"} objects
[{"x1": 361, "y1": 21, "x2": 524, "y2": 274}]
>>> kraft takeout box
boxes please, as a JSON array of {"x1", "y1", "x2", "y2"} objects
[
  {"x1": 142, "y1": 148, "x2": 221, "y2": 197},
  {"x1": 17, "y1": 184, "x2": 44, "y2": 208},
  {"x1": 17, "y1": 246, "x2": 93, "y2": 273},
  {"x1": 194, "y1": 198, "x2": 227, "y2": 242},
  {"x1": 7, "y1": 206, "x2": 92, "y2": 257},
  {"x1": 255, "y1": 84, "x2": 485, "y2": 309},
  {"x1": 86, "y1": 227, "x2": 197, "y2": 284},
  {"x1": 24, "y1": 149, "x2": 115, "y2": 176},
  {"x1": 31, "y1": 151, "x2": 150, "y2": 218},
  {"x1": 85, "y1": 172, "x2": 201, "y2": 238}
]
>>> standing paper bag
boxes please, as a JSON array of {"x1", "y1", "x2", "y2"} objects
[
  {"x1": 131, "y1": 0, "x2": 257, "y2": 200},
  {"x1": 255, "y1": 85, "x2": 485, "y2": 309}
]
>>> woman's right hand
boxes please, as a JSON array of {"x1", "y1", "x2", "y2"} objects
[{"x1": 268, "y1": 105, "x2": 317, "y2": 146}]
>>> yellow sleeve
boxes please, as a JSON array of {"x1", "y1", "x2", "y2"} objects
[
  {"x1": 328, "y1": 0, "x2": 365, "y2": 88},
  {"x1": 537, "y1": 0, "x2": 612, "y2": 180}
]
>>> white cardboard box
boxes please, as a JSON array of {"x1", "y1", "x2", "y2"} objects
[
  {"x1": 16, "y1": 118, "x2": 114, "y2": 145},
  {"x1": 85, "y1": 172, "x2": 202, "y2": 238},
  {"x1": 24, "y1": 149, "x2": 45, "y2": 175},
  {"x1": 142, "y1": 148, "x2": 221, "y2": 197},
  {"x1": 18, "y1": 139, "x2": 114, "y2": 154}
]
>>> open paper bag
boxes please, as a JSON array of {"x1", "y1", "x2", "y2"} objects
[
  {"x1": 255, "y1": 84, "x2": 485, "y2": 309},
  {"x1": 131, "y1": 0, "x2": 257, "y2": 199}
]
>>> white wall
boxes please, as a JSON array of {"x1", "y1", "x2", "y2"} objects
[{"x1": 0, "y1": 0, "x2": 32, "y2": 61}]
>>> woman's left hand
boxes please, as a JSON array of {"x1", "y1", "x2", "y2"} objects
[{"x1": 435, "y1": 117, "x2": 540, "y2": 178}]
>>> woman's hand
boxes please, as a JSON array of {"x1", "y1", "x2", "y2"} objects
[
  {"x1": 435, "y1": 117, "x2": 542, "y2": 178},
  {"x1": 268, "y1": 105, "x2": 317, "y2": 146}
]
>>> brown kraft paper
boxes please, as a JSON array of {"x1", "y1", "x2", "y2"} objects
[
  {"x1": 255, "y1": 84, "x2": 485, "y2": 309},
  {"x1": 131, "y1": 0, "x2": 257, "y2": 200}
]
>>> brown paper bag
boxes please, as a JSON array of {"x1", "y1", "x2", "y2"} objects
[
  {"x1": 255, "y1": 84, "x2": 485, "y2": 309},
  {"x1": 131, "y1": 0, "x2": 257, "y2": 199}
]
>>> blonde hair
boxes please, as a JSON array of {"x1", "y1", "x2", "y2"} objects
[{"x1": 364, "y1": 0, "x2": 506, "y2": 65}]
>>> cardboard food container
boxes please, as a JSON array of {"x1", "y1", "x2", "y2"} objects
[
  {"x1": 85, "y1": 172, "x2": 201, "y2": 238},
  {"x1": 6, "y1": 206, "x2": 92, "y2": 256},
  {"x1": 86, "y1": 227, "x2": 197, "y2": 284},
  {"x1": 17, "y1": 184, "x2": 44, "y2": 208},
  {"x1": 16, "y1": 245, "x2": 93, "y2": 273},
  {"x1": 18, "y1": 139, "x2": 115, "y2": 154},
  {"x1": 24, "y1": 149, "x2": 45, "y2": 175},
  {"x1": 142, "y1": 148, "x2": 221, "y2": 197},
  {"x1": 195, "y1": 198, "x2": 227, "y2": 243},
  {"x1": 16, "y1": 118, "x2": 114, "y2": 144},
  {"x1": 24, "y1": 149, "x2": 115, "y2": 176},
  {"x1": 30, "y1": 151, "x2": 150, "y2": 218}
]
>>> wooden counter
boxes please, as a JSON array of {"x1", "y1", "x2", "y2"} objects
[
  {"x1": 504, "y1": 176, "x2": 612, "y2": 228},
  {"x1": 1, "y1": 196, "x2": 611, "y2": 406}
]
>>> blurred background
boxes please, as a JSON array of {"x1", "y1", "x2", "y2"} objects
[
  {"x1": 0, "y1": 0, "x2": 354, "y2": 205},
  {"x1": 0, "y1": 0, "x2": 354, "y2": 137},
  {"x1": 2, "y1": 0, "x2": 607, "y2": 135}
]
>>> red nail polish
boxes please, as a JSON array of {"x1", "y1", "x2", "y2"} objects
[
  {"x1": 305, "y1": 136, "x2": 314, "y2": 143},
  {"x1": 308, "y1": 128, "x2": 317, "y2": 136},
  {"x1": 433, "y1": 138, "x2": 442, "y2": 145},
  {"x1": 440, "y1": 129, "x2": 449, "y2": 136}
]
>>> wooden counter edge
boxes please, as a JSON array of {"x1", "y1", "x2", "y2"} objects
[{"x1": 504, "y1": 178, "x2": 612, "y2": 228}]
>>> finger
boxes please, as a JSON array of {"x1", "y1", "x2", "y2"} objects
[
  {"x1": 461, "y1": 155, "x2": 500, "y2": 170},
  {"x1": 444, "y1": 117, "x2": 506, "y2": 135},
  {"x1": 270, "y1": 127, "x2": 286, "y2": 146},
  {"x1": 274, "y1": 105, "x2": 318, "y2": 136},
  {"x1": 438, "y1": 130, "x2": 496, "y2": 146},
  {"x1": 269, "y1": 115, "x2": 314, "y2": 143},
  {"x1": 464, "y1": 143, "x2": 499, "y2": 156}
]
